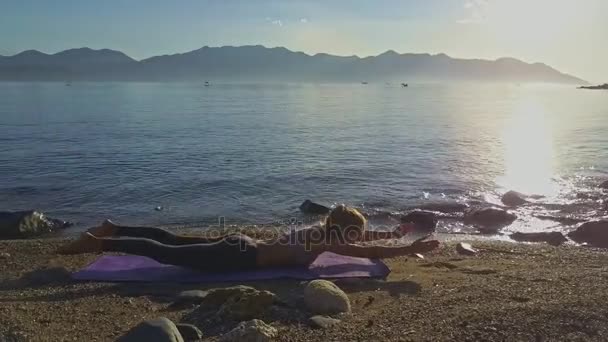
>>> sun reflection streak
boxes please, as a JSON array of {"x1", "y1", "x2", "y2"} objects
[{"x1": 497, "y1": 97, "x2": 558, "y2": 197}]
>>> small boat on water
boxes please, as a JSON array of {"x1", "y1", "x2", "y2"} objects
[
  {"x1": 204, "y1": 81, "x2": 210, "y2": 87},
  {"x1": 65, "y1": 81, "x2": 72, "y2": 87},
  {"x1": 401, "y1": 83, "x2": 408, "y2": 87},
  {"x1": 361, "y1": 81, "x2": 368, "y2": 85}
]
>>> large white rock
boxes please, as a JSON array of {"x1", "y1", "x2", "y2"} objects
[{"x1": 304, "y1": 280, "x2": 351, "y2": 314}]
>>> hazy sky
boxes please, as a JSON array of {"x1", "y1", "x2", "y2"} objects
[{"x1": 1, "y1": 0, "x2": 606, "y2": 82}]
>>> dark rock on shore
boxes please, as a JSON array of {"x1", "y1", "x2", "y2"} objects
[
  {"x1": 175, "y1": 324, "x2": 203, "y2": 342},
  {"x1": 0, "y1": 210, "x2": 71, "y2": 239},
  {"x1": 501, "y1": 191, "x2": 529, "y2": 207},
  {"x1": 568, "y1": 221, "x2": 608, "y2": 248},
  {"x1": 510, "y1": 232, "x2": 568, "y2": 246},
  {"x1": 600, "y1": 180, "x2": 608, "y2": 189},
  {"x1": 299, "y1": 200, "x2": 330, "y2": 215},
  {"x1": 400, "y1": 211, "x2": 437, "y2": 232},
  {"x1": 117, "y1": 317, "x2": 184, "y2": 342},
  {"x1": 464, "y1": 207, "x2": 517, "y2": 229}
]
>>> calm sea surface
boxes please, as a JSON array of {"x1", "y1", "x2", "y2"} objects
[{"x1": 0, "y1": 82, "x2": 606, "y2": 233}]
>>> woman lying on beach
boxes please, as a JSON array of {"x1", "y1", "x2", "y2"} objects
[{"x1": 59, "y1": 205, "x2": 439, "y2": 272}]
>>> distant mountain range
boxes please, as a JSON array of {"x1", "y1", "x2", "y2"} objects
[{"x1": 0, "y1": 45, "x2": 587, "y2": 84}]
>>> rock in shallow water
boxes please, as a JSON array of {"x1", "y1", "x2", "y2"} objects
[
  {"x1": 220, "y1": 319, "x2": 277, "y2": 342},
  {"x1": 510, "y1": 232, "x2": 567, "y2": 246},
  {"x1": 304, "y1": 280, "x2": 351, "y2": 314},
  {"x1": 464, "y1": 207, "x2": 517, "y2": 230},
  {"x1": 501, "y1": 191, "x2": 529, "y2": 207},
  {"x1": 567, "y1": 221, "x2": 608, "y2": 248},
  {"x1": 117, "y1": 317, "x2": 184, "y2": 342},
  {"x1": 400, "y1": 210, "x2": 437, "y2": 232},
  {"x1": 0, "y1": 210, "x2": 71, "y2": 239},
  {"x1": 299, "y1": 200, "x2": 330, "y2": 215}
]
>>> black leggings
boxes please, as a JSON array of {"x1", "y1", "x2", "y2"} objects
[
  {"x1": 110, "y1": 225, "x2": 229, "y2": 245},
  {"x1": 102, "y1": 226, "x2": 258, "y2": 272}
]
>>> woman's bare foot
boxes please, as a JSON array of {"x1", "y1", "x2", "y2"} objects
[
  {"x1": 87, "y1": 219, "x2": 118, "y2": 237},
  {"x1": 57, "y1": 233, "x2": 103, "y2": 255}
]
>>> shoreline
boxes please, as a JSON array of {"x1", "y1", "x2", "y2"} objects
[{"x1": 2, "y1": 237, "x2": 608, "y2": 341}]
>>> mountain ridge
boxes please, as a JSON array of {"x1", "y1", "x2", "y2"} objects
[{"x1": 0, "y1": 45, "x2": 587, "y2": 84}]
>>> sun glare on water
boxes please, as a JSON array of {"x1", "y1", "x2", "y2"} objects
[{"x1": 498, "y1": 96, "x2": 558, "y2": 197}]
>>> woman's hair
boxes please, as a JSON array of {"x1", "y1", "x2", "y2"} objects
[{"x1": 324, "y1": 204, "x2": 367, "y2": 243}]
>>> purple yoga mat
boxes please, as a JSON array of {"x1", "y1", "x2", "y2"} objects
[{"x1": 72, "y1": 252, "x2": 390, "y2": 283}]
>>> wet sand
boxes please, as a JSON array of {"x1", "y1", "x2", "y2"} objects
[{"x1": 1, "y1": 237, "x2": 608, "y2": 341}]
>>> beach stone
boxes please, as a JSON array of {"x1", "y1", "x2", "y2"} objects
[
  {"x1": 568, "y1": 220, "x2": 608, "y2": 248},
  {"x1": 203, "y1": 285, "x2": 258, "y2": 306},
  {"x1": 304, "y1": 280, "x2": 351, "y2": 314},
  {"x1": 0, "y1": 210, "x2": 71, "y2": 239},
  {"x1": 171, "y1": 290, "x2": 208, "y2": 308},
  {"x1": 510, "y1": 232, "x2": 567, "y2": 246},
  {"x1": 464, "y1": 207, "x2": 517, "y2": 228},
  {"x1": 501, "y1": 191, "x2": 529, "y2": 207},
  {"x1": 218, "y1": 289, "x2": 277, "y2": 320},
  {"x1": 0, "y1": 252, "x2": 10, "y2": 259},
  {"x1": 220, "y1": 319, "x2": 277, "y2": 342},
  {"x1": 309, "y1": 315, "x2": 341, "y2": 329},
  {"x1": 456, "y1": 242, "x2": 478, "y2": 256},
  {"x1": 175, "y1": 324, "x2": 203, "y2": 341},
  {"x1": 299, "y1": 200, "x2": 330, "y2": 215},
  {"x1": 117, "y1": 317, "x2": 184, "y2": 342},
  {"x1": 400, "y1": 210, "x2": 437, "y2": 232},
  {"x1": 599, "y1": 180, "x2": 608, "y2": 189}
]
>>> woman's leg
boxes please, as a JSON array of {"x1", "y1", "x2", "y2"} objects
[
  {"x1": 59, "y1": 233, "x2": 259, "y2": 272},
  {"x1": 89, "y1": 220, "x2": 232, "y2": 245}
]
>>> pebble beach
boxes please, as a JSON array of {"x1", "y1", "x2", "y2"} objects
[{"x1": 2, "y1": 236, "x2": 608, "y2": 341}]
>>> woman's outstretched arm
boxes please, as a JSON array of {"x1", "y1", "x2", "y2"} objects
[
  {"x1": 323, "y1": 238, "x2": 439, "y2": 259},
  {"x1": 362, "y1": 224, "x2": 415, "y2": 242}
]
